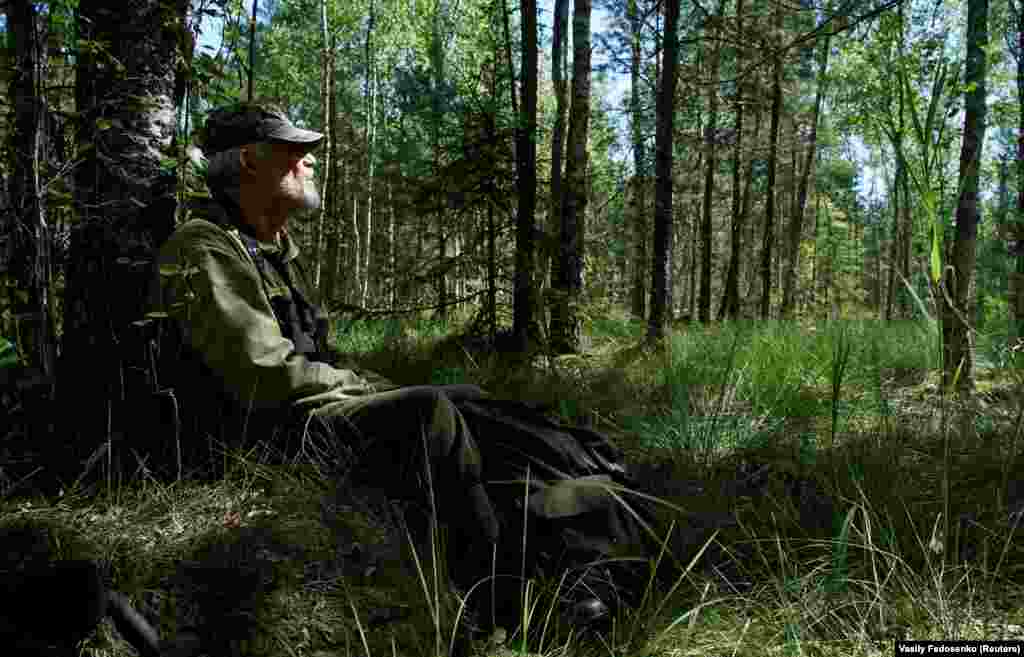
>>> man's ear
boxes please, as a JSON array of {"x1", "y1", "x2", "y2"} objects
[
  {"x1": 240, "y1": 144, "x2": 273, "y2": 179},
  {"x1": 239, "y1": 146, "x2": 257, "y2": 177}
]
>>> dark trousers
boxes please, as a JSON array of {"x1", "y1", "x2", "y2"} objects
[{"x1": 303, "y1": 384, "x2": 500, "y2": 545}]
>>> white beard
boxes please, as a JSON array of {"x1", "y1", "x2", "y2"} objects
[
  {"x1": 280, "y1": 175, "x2": 321, "y2": 216},
  {"x1": 299, "y1": 178, "x2": 321, "y2": 212}
]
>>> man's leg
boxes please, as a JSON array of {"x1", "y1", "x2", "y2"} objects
[{"x1": 309, "y1": 385, "x2": 499, "y2": 544}]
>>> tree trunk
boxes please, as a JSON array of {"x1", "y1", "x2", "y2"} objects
[
  {"x1": 647, "y1": 0, "x2": 680, "y2": 341},
  {"x1": 699, "y1": 1, "x2": 724, "y2": 323},
  {"x1": 689, "y1": 196, "x2": 699, "y2": 318},
  {"x1": 431, "y1": 4, "x2": 448, "y2": 321},
  {"x1": 551, "y1": 0, "x2": 591, "y2": 353},
  {"x1": 62, "y1": 0, "x2": 187, "y2": 453},
  {"x1": 546, "y1": 0, "x2": 569, "y2": 330},
  {"x1": 718, "y1": 0, "x2": 746, "y2": 321},
  {"x1": 388, "y1": 178, "x2": 397, "y2": 311},
  {"x1": 760, "y1": 16, "x2": 783, "y2": 320},
  {"x1": 629, "y1": 0, "x2": 647, "y2": 320},
  {"x1": 1011, "y1": 3, "x2": 1024, "y2": 343},
  {"x1": 629, "y1": 177, "x2": 648, "y2": 319},
  {"x1": 942, "y1": 0, "x2": 988, "y2": 392},
  {"x1": 5, "y1": 0, "x2": 56, "y2": 383},
  {"x1": 513, "y1": 0, "x2": 539, "y2": 350},
  {"x1": 361, "y1": 0, "x2": 377, "y2": 307},
  {"x1": 351, "y1": 151, "x2": 362, "y2": 303},
  {"x1": 320, "y1": 58, "x2": 342, "y2": 306},
  {"x1": 885, "y1": 151, "x2": 901, "y2": 321},
  {"x1": 437, "y1": 227, "x2": 448, "y2": 320},
  {"x1": 780, "y1": 34, "x2": 829, "y2": 320},
  {"x1": 313, "y1": 0, "x2": 330, "y2": 288},
  {"x1": 484, "y1": 55, "x2": 500, "y2": 339},
  {"x1": 810, "y1": 191, "x2": 820, "y2": 310},
  {"x1": 740, "y1": 97, "x2": 762, "y2": 313}
]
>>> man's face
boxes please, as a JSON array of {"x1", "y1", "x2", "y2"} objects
[
  {"x1": 244, "y1": 142, "x2": 321, "y2": 215},
  {"x1": 274, "y1": 144, "x2": 321, "y2": 214}
]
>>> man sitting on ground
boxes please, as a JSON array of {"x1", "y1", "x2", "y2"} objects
[{"x1": 149, "y1": 101, "x2": 636, "y2": 634}]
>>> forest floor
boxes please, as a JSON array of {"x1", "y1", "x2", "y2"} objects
[{"x1": 1, "y1": 312, "x2": 1023, "y2": 657}]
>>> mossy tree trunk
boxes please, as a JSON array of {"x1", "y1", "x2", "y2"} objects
[{"x1": 61, "y1": 0, "x2": 188, "y2": 455}]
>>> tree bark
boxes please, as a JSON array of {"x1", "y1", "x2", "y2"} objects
[
  {"x1": 513, "y1": 0, "x2": 539, "y2": 350},
  {"x1": 699, "y1": 2, "x2": 725, "y2": 323},
  {"x1": 741, "y1": 96, "x2": 762, "y2": 312},
  {"x1": 551, "y1": 0, "x2": 591, "y2": 353},
  {"x1": 629, "y1": 176, "x2": 649, "y2": 319},
  {"x1": 320, "y1": 40, "x2": 342, "y2": 306},
  {"x1": 545, "y1": 0, "x2": 569, "y2": 328},
  {"x1": 62, "y1": 0, "x2": 187, "y2": 451},
  {"x1": 1011, "y1": 1, "x2": 1024, "y2": 343},
  {"x1": 885, "y1": 151, "x2": 901, "y2": 321},
  {"x1": 629, "y1": 0, "x2": 647, "y2": 320},
  {"x1": 362, "y1": 0, "x2": 377, "y2": 307},
  {"x1": 780, "y1": 34, "x2": 829, "y2": 320},
  {"x1": 313, "y1": 0, "x2": 331, "y2": 289},
  {"x1": 942, "y1": 0, "x2": 988, "y2": 392},
  {"x1": 431, "y1": 4, "x2": 448, "y2": 321},
  {"x1": 5, "y1": 0, "x2": 56, "y2": 382},
  {"x1": 647, "y1": 0, "x2": 680, "y2": 341},
  {"x1": 760, "y1": 10, "x2": 783, "y2": 320},
  {"x1": 719, "y1": 0, "x2": 746, "y2": 321}
]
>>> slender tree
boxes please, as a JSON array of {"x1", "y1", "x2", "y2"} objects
[
  {"x1": 628, "y1": 0, "x2": 648, "y2": 320},
  {"x1": 647, "y1": 0, "x2": 680, "y2": 341},
  {"x1": 1010, "y1": 0, "x2": 1024, "y2": 342},
  {"x1": 698, "y1": 1, "x2": 725, "y2": 323},
  {"x1": 942, "y1": 0, "x2": 989, "y2": 391},
  {"x1": 780, "y1": 31, "x2": 830, "y2": 319},
  {"x1": 513, "y1": 0, "x2": 540, "y2": 350},
  {"x1": 548, "y1": 0, "x2": 570, "y2": 274},
  {"x1": 5, "y1": 0, "x2": 56, "y2": 382},
  {"x1": 319, "y1": 33, "x2": 342, "y2": 306},
  {"x1": 313, "y1": 0, "x2": 332, "y2": 289},
  {"x1": 760, "y1": 3, "x2": 783, "y2": 320},
  {"x1": 551, "y1": 0, "x2": 591, "y2": 353},
  {"x1": 719, "y1": 0, "x2": 746, "y2": 320},
  {"x1": 362, "y1": 0, "x2": 377, "y2": 307}
]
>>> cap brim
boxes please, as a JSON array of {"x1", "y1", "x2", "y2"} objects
[{"x1": 267, "y1": 125, "x2": 325, "y2": 151}]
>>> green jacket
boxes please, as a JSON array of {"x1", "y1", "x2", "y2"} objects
[{"x1": 149, "y1": 198, "x2": 389, "y2": 416}]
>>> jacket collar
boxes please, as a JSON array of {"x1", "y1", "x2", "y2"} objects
[{"x1": 190, "y1": 192, "x2": 300, "y2": 262}]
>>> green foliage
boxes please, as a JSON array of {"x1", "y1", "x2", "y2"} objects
[
  {"x1": 622, "y1": 319, "x2": 944, "y2": 459},
  {"x1": 0, "y1": 335, "x2": 19, "y2": 369},
  {"x1": 589, "y1": 315, "x2": 645, "y2": 340}
]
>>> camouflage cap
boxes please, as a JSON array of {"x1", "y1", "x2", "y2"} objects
[{"x1": 199, "y1": 101, "x2": 324, "y2": 156}]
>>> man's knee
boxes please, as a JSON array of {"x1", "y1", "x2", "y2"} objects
[{"x1": 391, "y1": 385, "x2": 459, "y2": 420}]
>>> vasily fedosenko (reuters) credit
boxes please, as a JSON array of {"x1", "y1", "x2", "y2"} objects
[{"x1": 895, "y1": 641, "x2": 1024, "y2": 655}]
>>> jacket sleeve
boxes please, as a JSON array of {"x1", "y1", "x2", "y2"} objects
[{"x1": 153, "y1": 223, "x2": 371, "y2": 410}]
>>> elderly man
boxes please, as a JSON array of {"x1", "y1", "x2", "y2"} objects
[
  {"x1": 151, "y1": 99, "x2": 499, "y2": 534},
  {"x1": 150, "y1": 102, "x2": 641, "y2": 634}
]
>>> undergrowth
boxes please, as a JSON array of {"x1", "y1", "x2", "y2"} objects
[{"x1": 2, "y1": 311, "x2": 1023, "y2": 656}]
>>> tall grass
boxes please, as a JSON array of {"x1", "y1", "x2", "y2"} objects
[{"x1": 3, "y1": 313, "x2": 1023, "y2": 656}]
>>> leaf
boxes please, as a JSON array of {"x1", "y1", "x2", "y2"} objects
[
  {"x1": 144, "y1": 311, "x2": 169, "y2": 319},
  {"x1": 930, "y1": 221, "x2": 942, "y2": 284},
  {"x1": 96, "y1": 118, "x2": 112, "y2": 131},
  {"x1": 159, "y1": 264, "x2": 182, "y2": 276}
]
